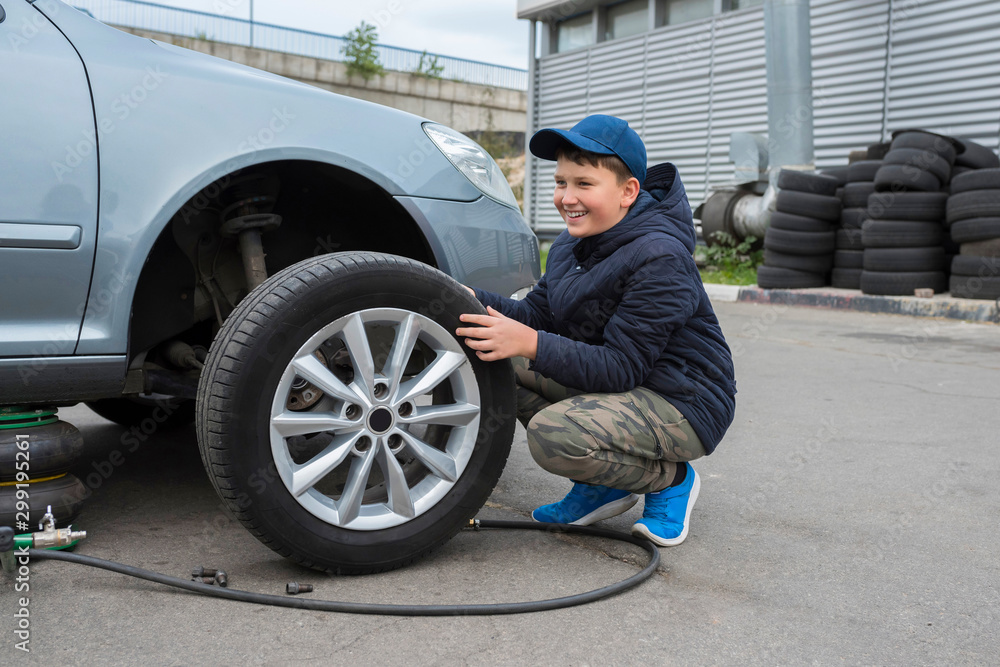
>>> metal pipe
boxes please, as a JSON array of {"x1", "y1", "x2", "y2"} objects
[
  {"x1": 731, "y1": 184, "x2": 777, "y2": 241},
  {"x1": 723, "y1": 0, "x2": 815, "y2": 241},
  {"x1": 763, "y1": 0, "x2": 815, "y2": 174}
]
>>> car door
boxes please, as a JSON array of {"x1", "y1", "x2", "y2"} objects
[{"x1": 0, "y1": 0, "x2": 98, "y2": 357}]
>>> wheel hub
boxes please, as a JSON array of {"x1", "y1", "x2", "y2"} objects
[{"x1": 366, "y1": 407, "x2": 393, "y2": 434}]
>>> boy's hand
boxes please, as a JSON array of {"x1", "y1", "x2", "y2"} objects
[{"x1": 456, "y1": 306, "x2": 538, "y2": 361}]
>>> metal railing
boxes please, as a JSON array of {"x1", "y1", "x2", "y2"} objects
[{"x1": 72, "y1": 0, "x2": 528, "y2": 90}]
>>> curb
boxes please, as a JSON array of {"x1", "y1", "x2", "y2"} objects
[{"x1": 705, "y1": 285, "x2": 1000, "y2": 324}]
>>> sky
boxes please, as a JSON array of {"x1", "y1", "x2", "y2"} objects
[{"x1": 156, "y1": 0, "x2": 531, "y2": 69}]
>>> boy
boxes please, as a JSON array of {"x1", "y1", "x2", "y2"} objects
[{"x1": 456, "y1": 115, "x2": 736, "y2": 547}]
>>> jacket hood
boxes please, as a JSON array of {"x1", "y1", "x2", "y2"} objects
[{"x1": 572, "y1": 162, "x2": 695, "y2": 265}]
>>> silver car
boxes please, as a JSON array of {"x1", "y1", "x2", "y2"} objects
[{"x1": 0, "y1": 0, "x2": 539, "y2": 572}]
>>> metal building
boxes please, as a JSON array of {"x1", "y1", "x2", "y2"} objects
[{"x1": 517, "y1": 0, "x2": 1000, "y2": 237}]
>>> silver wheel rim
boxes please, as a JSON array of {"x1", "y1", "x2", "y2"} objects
[{"x1": 269, "y1": 308, "x2": 480, "y2": 531}]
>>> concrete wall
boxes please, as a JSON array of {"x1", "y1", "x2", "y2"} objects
[{"x1": 119, "y1": 27, "x2": 527, "y2": 134}]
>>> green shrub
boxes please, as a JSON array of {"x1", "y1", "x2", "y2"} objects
[
  {"x1": 341, "y1": 22, "x2": 384, "y2": 81},
  {"x1": 699, "y1": 232, "x2": 763, "y2": 285},
  {"x1": 414, "y1": 51, "x2": 444, "y2": 79}
]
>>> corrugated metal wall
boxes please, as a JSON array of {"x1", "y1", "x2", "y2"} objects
[{"x1": 528, "y1": 0, "x2": 1000, "y2": 236}]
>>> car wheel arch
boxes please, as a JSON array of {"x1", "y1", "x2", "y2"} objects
[{"x1": 127, "y1": 158, "x2": 442, "y2": 368}]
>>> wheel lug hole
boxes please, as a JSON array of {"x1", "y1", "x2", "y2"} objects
[
  {"x1": 373, "y1": 383, "x2": 389, "y2": 399},
  {"x1": 397, "y1": 402, "x2": 413, "y2": 418},
  {"x1": 346, "y1": 404, "x2": 361, "y2": 419},
  {"x1": 388, "y1": 434, "x2": 404, "y2": 453},
  {"x1": 356, "y1": 436, "x2": 371, "y2": 452}
]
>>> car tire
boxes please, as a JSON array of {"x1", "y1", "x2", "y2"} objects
[
  {"x1": 835, "y1": 228, "x2": 865, "y2": 251},
  {"x1": 949, "y1": 275, "x2": 1000, "y2": 300},
  {"x1": 834, "y1": 250, "x2": 864, "y2": 269},
  {"x1": 863, "y1": 247, "x2": 946, "y2": 272},
  {"x1": 769, "y1": 211, "x2": 833, "y2": 233},
  {"x1": 949, "y1": 217, "x2": 1000, "y2": 243},
  {"x1": 949, "y1": 169, "x2": 1000, "y2": 195},
  {"x1": 842, "y1": 182, "x2": 876, "y2": 208},
  {"x1": 756, "y1": 265, "x2": 826, "y2": 289},
  {"x1": 860, "y1": 270, "x2": 947, "y2": 296},
  {"x1": 840, "y1": 208, "x2": 869, "y2": 229},
  {"x1": 862, "y1": 220, "x2": 943, "y2": 248},
  {"x1": 873, "y1": 164, "x2": 941, "y2": 193},
  {"x1": 891, "y1": 130, "x2": 958, "y2": 163},
  {"x1": 831, "y1": 267, "x2": 863, "y2": 289},
  {"x1": 763, "y1": 228, "x2": 836, "y2": 255},
  {"x1": 86, "y1": 396, "x2": 195, "y2": 430},
  {"x1": 763, "y1": 249, "x2": 833, "y2": 273},
  {"x1": 882, "y1": 148, "x2": 952, "y2": 183},
  {"x1": 820, "y1": 166, "x2": 849, "y2": 186},
  {"x1": 0, "y1": 474, "x2": 86, "y2": 528},
  {"x1": 867, "y1": 142, "x2": 892, "y2": 160},
  {"x1": 0, "y1": 421, "x2": 85, "y2": 482},
  {"x1": 846, "y1": 160, "x2": 883, "y2": 183},
  {"x1": 196, "y1": 252, "x2": 516, "y2": 574},
  {"x1": 775, "y1": 190, "x2": 842, "y2": 221},
  {"x1": 950, "y1": 254, "x2": 1000, "y2": 276},
  {"x1": 946, "y1": 191, "x2": 1000, "y2": 224},
  {"x1": 777, "y1": 169, "x2": 840, "y2": 196},
  {"x1": 865, "y1": 191, "x2": 948, "y2": 221},
  {"x1": 954, "y1": 138, "x2": 1000, "y2": 169}
]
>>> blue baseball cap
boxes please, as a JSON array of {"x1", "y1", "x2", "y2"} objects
[{"x1": 529, "y1": 114, "x2": 647, "y2": 184}]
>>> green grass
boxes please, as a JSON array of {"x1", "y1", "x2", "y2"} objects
[
  {"x1": 540, "y1": 241, "x2": 757, "y2": 285},
  {"x1": 699, "y1": 266, "x2": 759, "y2": 286}
]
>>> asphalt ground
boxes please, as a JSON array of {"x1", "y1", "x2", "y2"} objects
[{"x1": 2, "y1": 302, "x2": 998, "y2": 665}]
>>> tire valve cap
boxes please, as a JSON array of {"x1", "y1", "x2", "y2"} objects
[
  {"x1": 192, "y1": 566, "x2": 218, "y2": 578},
  {"x1": 214, "y1": 571, "x2": 228, "y2": 588},
  {"x1": 286, "y1": 582, "x2": 313, "y2": 595}
]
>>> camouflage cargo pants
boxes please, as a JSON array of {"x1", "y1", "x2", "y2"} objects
[{"x1": 513, "y1": 357, "x2": 706, "y2": 495}]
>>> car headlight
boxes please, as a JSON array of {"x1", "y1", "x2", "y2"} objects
[{"x1": 424, "y1": 123, "x2": 519, "y2": 209}]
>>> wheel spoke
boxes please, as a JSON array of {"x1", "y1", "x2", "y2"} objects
[
  {"x1": 375, "y1": 439, "x2": 415, "y2": 518},
  {"x1": 341, "y1": 312, "x2": 376, "y2": 400},
  {"x1": 272, "y1": 411, "x2": 359, "y2": 438},
  {"x1": 385, "y1": 313, "x2": 420, "y2": 399},
  {"x1": 338, "y1": 444, "x2": 377, "y2": 525},
  {"x1": 398, "y1": 430, "x2": 458, "y2": 482},
  {"x1": 292, "y1": 354, "x2": 367, "y2": 407},
  {"x1": 289, "y1": 434, "x2": 359, "y2": 497},
  {"x1": 395, "y1": 350, "x2": 467, "y2": 405},
  {"x1": 401, "y1": 402, "x2": 479, "y2": 427}
]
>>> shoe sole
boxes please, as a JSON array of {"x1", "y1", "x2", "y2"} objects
[
  {"x1": 631, "y1": 470, "x2": 701, "y2": 547},
  {"x1": 531, "y1": 493, "x2": 640, "y2": 526}
]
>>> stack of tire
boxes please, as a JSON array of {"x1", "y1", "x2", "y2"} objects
[
  {"x1": 946, "y1": 149, "x2": 1000, "y2": 299},
  {"x1": 1, "y1": 407, "x2": 87, "y2": 530},
  {"x1": 860, "y1": 131, "x2": 955, "y2": 295},
  {"x1": 833, "y1": 153, "x2": 884, "y2": 288},
  {"x1": 757, "y1": 169, "x2": 841, "y2": 289}
]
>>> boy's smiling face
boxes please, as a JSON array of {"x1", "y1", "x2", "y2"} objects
[{"x1": 553, "y1": 156, "x2": 640, "y2": 238}]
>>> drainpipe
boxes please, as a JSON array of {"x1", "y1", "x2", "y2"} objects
[
  {"x1": 523, "y1": 20, "x2": 537, "y2": 232},
  {"x1": 727, "y1": 0, "x2": 815, "y2": 241}
]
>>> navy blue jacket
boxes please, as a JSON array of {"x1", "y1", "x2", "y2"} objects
[{"x1": 474, "y1": 163, "x2": 736, "y2": 453}]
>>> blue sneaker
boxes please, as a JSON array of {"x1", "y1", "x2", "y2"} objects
[
  {"x1": 631, "y1": 464, "x2": 701, "y2": 547},
  {"x1": 531, "y1": 482, "x2": 639, "y2": 525}
]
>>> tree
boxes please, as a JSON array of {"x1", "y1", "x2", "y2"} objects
[{"x1": 341, "y1": 21, "x2": 384, "y2": 81}]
